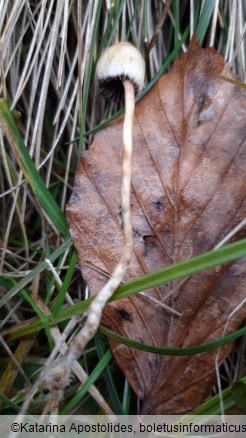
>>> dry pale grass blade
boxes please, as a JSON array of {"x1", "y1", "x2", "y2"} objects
[
  {"x1": 19, "y1": 293, "x2": 114, "y2": 416},
  {"x1": 0, "y1": 0, "x2": 9, "y2": 34},
  {"x1": 30, "y1": 2, "x2": 65, "y2": 167},
  {"x1": 0, "y1": 182, "x2": 28, "y2": 274},
  {"x1": 215, "y1": 219, "x2": 246, "y2": 249},
  {"x1": 190, "y1": 0, "x2": 194, "y2": 40},
  {"x1": 24, "y1": 44, "x2": 50, "y2": 152},
  {"x1": 0, "y1": 132, "x2": 29, "y2": 273},
  {"x1": 0, "y1": 299, "x2": 22, "y2": 331},
  {"x1": 6, "y1": 264, "x2": 114, "y2": 416},
  {"x1": 209, "y1": 0, "x2": 220, "y2": 47},
  {"x1": 137, "y1": 0, "x2": 144, "y2": 48},
  {"x1": 233, "y1": 10, "x2": 246, "y2": 80},
  {"x1": 0, "y1": 274, "x2": 41, "y2": 407},
  {"x1": 165, "y1": 3, "x2": 187, "y2": 53},
  {"x1": 224, "y1": 0, "x2": 237, "y2": 63},
  {"x1": 0, "y1": 0, "x2": 26, "y2": 56},
  {"x1": 57, "y1": 0, "x2": 70, "y2": 89},
  {"x1": 0, "y1": 47, "x2": 7, "y2": 98},
  {"x1": 215, "y1": 296, "x2": 246, "y2": 416},
  {"x1": 52, "y1": 1, "x2": 91, "y2": 125},
  {"x1": 146, "y1": 0, "x2": 171, "y2": 58},
  {"x1": 49, "y1": 1, "x2": 98, "y2": 156},
  {"x1": 44, "y1": 256, "x2": 74, "y2": 306},
  {"x1": 9, "y1": 1, "x2": 54, "y2": 109},
  {"x1": 4, "y1": 3, "x2": 44, "y2": 99},
  {"x1": 61, "y1": 128, "x2": 77, "y2": 211},
  {"x1": 145, "y1": 1, "x2": 165, "y2": 77}
]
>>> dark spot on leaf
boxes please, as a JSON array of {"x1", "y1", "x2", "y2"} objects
[
  {"x1": 116, "y1": 308, "x2": 132, "y2": 322},
  {"x1": 197, "y1": 88, "x2": 209, "y2": 110},
  {"x1": 133, "y1": 227, "x2": 145, "y2": 244},
  {"x1": 67, "y1": 186, "x2": 80, "y2": 205},
  {"x1": 143, "y1": 235, "x2": 157, "y2": 256},
  {"x1": 116, "y1": 208, "x2": 123, "y2": 227},
  {"x1": 164, "y1": 229, "x2": 172, "y2": 236},
  {"x1": 133, "y1": 227, "x2": 141, "y2": 237},
  {"x1": 200, "y1": 143, "x2": 206, "y2": 153},
  {"x1": 138, "y1": 338, "x2": 144, "y2": 344},
  {"x1": 195, "y1": 85, "x2": 214, "y2": 125},
  {"x1": 155, "y1": 201, "x2": 163, "y2": 210}
]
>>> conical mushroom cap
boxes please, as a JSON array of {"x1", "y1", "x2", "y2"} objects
[{"x1": 96, "y1": 41, "x2": 145, "y2": 102}]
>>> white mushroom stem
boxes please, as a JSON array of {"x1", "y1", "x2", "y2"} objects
[{"x1": 64, "y1": 79, "x2": 135, "y2": 364}]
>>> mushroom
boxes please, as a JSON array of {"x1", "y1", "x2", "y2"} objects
[
  {"x1": 65, "y1": 42, "x2": 145, "y2": 361},
  {"x1": 95, "y1": 40, "x2": 145, "y2": 285},
  {"x1": 96, "y1": 41, "x2": 145, "y2": 103},
  {"x1": 43, "y1": 42, "x2": 145, "y2": 379}
]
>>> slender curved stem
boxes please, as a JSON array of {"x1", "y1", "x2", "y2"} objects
[{"x1": 64, "y1": 80, "x2": 135, "y2": 364}]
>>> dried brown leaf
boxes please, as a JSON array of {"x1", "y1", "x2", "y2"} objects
[{"x1": 67, "y1": 40, "x2": 246, "y2": 414}]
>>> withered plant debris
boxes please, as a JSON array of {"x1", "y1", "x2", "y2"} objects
[{"x1": 67, "y1": 39, "x2": 246, "y2": 414}]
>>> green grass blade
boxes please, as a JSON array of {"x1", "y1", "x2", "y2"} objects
[
  {"x1": 94, "y1": 334, "x2": 124, "y2": 414},
  {"x1": 193, "y1": 0, "x2": 202, "y2": 30},
  {"x1": 97, "y1": 7, "x2": 115, "y2": 57},
  {"x1": 99, "y1": 325, "x2": 246, "y2": 356},
  {"x1": 0, "y1": 277, "x2": 52, "y2": 349},
  {"x1": 0, "y1": 99, "x2": 69, "y2": 237},
  {"x1": 0, "y1": 395, "x2": 21, "y2": 413},
  {"x1": 191, "y1": 376, "x2": 246, "y2": 415},
  {"x1": 60, "y1": 349, "x2": 112, "y2": 414},
  {"x1": 107, "y1": 0, "x2": 126, "y2": 47},
  {"x1": 4, "y1": 238, "x2": 246, "y2": 340},
  {"x1": 196, "y1": 0, "x2": 215, "y2": 44},
  {"x1": 114, "y1": 239, "x2": 246, "y2": 301},
  {"x1": 52, "y1": 250, "x2": 78, "y2": 317},
  {"x1": 19, "y1": 290, "x2": 54, "y2": 349},
  {"x1": 122, "y1": 379, "x2": 131, "y2": 415},
  {"x1": 0, "y1": 237, "x2": 72, "y2": 309},
  {"x1": 231, "y1": 381, "x2": 246, "y2": 412}
]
